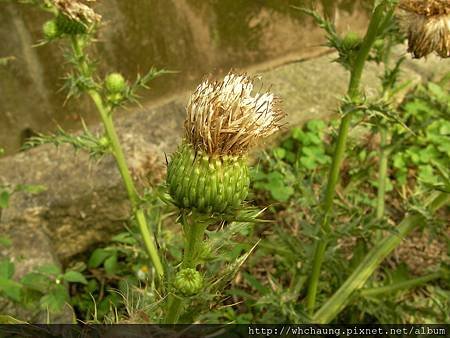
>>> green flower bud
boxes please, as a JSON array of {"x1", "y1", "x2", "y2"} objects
[
  {"x1": 342, "y1": 31, "x2": 362, "y2": 49},
  {"x1": 174, "y1": 268, "x2": 203, "y2": 296},
  {"x1": 105, "y1": 73, "x2": 126, "y2": 94},
  {"x1": 167, "y1": 143, "x2": 250, "y2": 213},
  {"x1": 55, "y1": 14, "x2": 87, "y2": 35},
  {"x1": 42, "y1": 20, "x2": 59, "y2": 40},
  {"x1": 98, "y1": 136, "x2": 109, "y2": 147}
]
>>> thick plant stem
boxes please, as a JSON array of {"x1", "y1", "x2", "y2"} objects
[
  {"x1": 164, "y1": 214, "x2": 207, "y2": 323},
  {"x1": 164, "y1": 296, "x2": 184, "y2": 324},
  {"x1": 71, "y1": 37, "x2": 165, "y2": 280},
  {"x1": 312, "y1": 192, "x2": 449, "y2": 323},
  {"x1": 306, "y1": 3, "x2": 388, "y2": 315},
  {"x1": 360, "y1": 271, "x2": 443, "y2": 298},
  {"x1": 182, "y1": 221, "x2": 206, "y2": 269},
  {"x1": 376, "y1": 127, "x2": 388, "y2": 220}
]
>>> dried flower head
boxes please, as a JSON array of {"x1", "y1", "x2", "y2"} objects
[
  {"x1": 185, "y1": 73, "x2": 284, "y2": 156},
  {"x1": 52, "y1": 0, "x2": 101, "y2": 24},
  {"x1": 397, "y1": 0, "x2": 450, "y2": 58}
]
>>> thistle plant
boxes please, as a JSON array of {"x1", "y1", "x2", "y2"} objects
[
  {"x1": 299, "y1": 0, "x2": 449, "y2": 323},
  {"x1": 164, "y1": 73, "x2": 284, "y2": 323},
  {"x1": 17, "y1": 0, "x2": 167, "y2": 283}
]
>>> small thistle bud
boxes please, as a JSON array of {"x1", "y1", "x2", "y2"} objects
[
  {"x1": 167, "y1": 73, "x2": 284, "y2": 213},
  {"x1": 342, "y1": 31, "x2": 362, "y2": 49},
  {"x1": 42, "y1": 20, "x2": 59, "y2": 40},
  {"x1": 105, "y1": 73, "x2": 126, "y2": 93},
  {"x1": 173, "y1": 268, "x2": 203, "y2": 296},
  {"x1": 98, "y1": 136, "x2": 109, "y2": 147},
  {"x1": 55, "y1": 14, "x2": 88, "y2": 35},
  {"x1": 397, "y1": 0, "x2": 450, "y2": 58}
]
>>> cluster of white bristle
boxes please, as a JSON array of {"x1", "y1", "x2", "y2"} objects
[
  {"x1": 53, "y1": 0, "x2": 101, "y2": 24},
  {"x1": 397, "y1": 0, "x2": 449, "y2": 58},
  {"x1": 185, "y1": 73, "x2": 284, "y2": 156}
]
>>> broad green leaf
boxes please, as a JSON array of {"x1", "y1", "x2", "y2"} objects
[
  {"x1": 40, "y1": 284, "x2": 68, "y2": 312},
  {"x1": 21, "y1": 272, "x2": 51, "y2": 293},
  {"x1": 0, "y1": 277, "x2": 22, "y2": 302},
  {"x1": 269, "y1": 183, "x2": 294, "y2": 202},
  {"x1": 0, "y1": 259, "x2": 14, "y2": 279},
  {"x1": 299, "y1": 156, "x2": 317, "y2": 170},
  {"x1": 306, "y1": 119, "x2": 326, "y2": 132},
  {"x1": 111, "y1": 232, "x2": 137, "y2": 245},
  {"x1": 88, "y1": 248, "x2": 112, "y2": 268},
  {"x1": 62, "y1": 270, "x2": 88, "y2": 284},
  {"x1": 427, "y1": 82, "x2": 446, "y2": 102},
  {"x1": 104, "y1": 254, "x2": 118, "y2": 276},
  {"x1": 273, "y1": 147, "x2": 286, "y2": 159},
  {"x1": 36, "y1": 264, "x2": 61, "y2": 276}
]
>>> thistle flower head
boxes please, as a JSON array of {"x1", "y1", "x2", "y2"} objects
[
  {"x1": 52, "y1": 0, "x2": 101, "y2": 25},
  {"x1": 397, "y1": 0, "x2": 450, "y2": 58},
  {"x1": 185, "y1": 73, "x2": 284, "y2": 156}
]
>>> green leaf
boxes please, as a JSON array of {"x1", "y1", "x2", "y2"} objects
[
  {"x1": 299, "y1": 156, "x2": 317, "y2": 170},
  {"x1": 88, "y1": 248, "x2": 112, "y2": 268},
  {"x1": 306, "y1": 119, "x2": 326, "y2": 132},
  {"x1": 36, "y1": 264, "x2": 61, "y2": 276},
  {"x1": 111, "y1": 232, "x2": 137, "y2": 245},
  {"x1": 427, "y1": 83, "x2": 446, "y2": 102},
  {"x1": 21, "y1": 272, "x2": 51, "y2": 293},
  {"x1": 0, "y1": 190, "x2": 10, "y2": 209},
  {"x1": 418, "y1": 165, "x2": 437, "y2": 184},
  {"x1": 40, "y1": 284, "x2": 68, "y2": 312},
  {"x1": 291, "y1": 128, "x2": 308, "y2": 143},
  {"x1": 269, "y1": 183, "x2": 294, "y2": 202},
  {"x1": 273, "y1": 147, "x2": 286, "y2": 159},
  {"x1": 0, "y1": 259, "x2": 14, "y2": 279},
  {"x1": 0, "y1": 235, "x2": 12, "y2": 247},
  {"x1": 62, "y1": 270, "x2": 88, "y2": 284},
  {"x1": 104, "y1": 254, "x2": 118, "y2": 276},
  {"x1": 15, "y1": 184, "x2": 47, "y2": 194},
  {"x1": 0, "y1": 277, "x2": 22, "y2": 302},
  {"x1": 0, "y1": 315, "x2": 27, "y2": 324}
]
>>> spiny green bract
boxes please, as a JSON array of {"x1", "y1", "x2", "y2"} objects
[
  {"x1": 55, "y1": 14, "x2": 87, "y2": 35},
  {"x1": 167, "y1": 143, "x2": 250, "y2": 214},
  {"x1": 174, "y1": 268, "x2": 203, "y2": 296}
]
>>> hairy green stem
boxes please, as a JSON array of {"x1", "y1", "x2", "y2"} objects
[
  {"x1": 164, "y1": 214, "x2": 207, "y2": 323},
  {"x1": 164, "y1": 296, "x2": 184, "y2": 324},
  {"x1": 71, "y1": 36, "x2": 165, "y2": 280},
  {"x1": 312, "y1": 192, "x2": 449, "y2": 323},
  {"x1": 360, "y1": 271, "x2": 443, "y2": 298},
  {"x1": 306, "y1": 3, "x2": 388, "y2": 315},
  {"x1": 182, "y1": 221, "x2": 206, "y2": 269},
  {"x1": 376, "y1": 128, "x2": 388, "y2": 220}
]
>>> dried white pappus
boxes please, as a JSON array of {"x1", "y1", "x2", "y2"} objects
[
  {"x1": 52, "y1": 0, "x2": 101, "y2": 24},
  {"x1": 397, "y1": 0, "x2": 450, "y2": 58},
  {"x1": 167, "y1": 73, "x2": 284, "y2": 213},
  {"x1": 185, "y1": 73, "x2": 284, "y2": 156}
]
